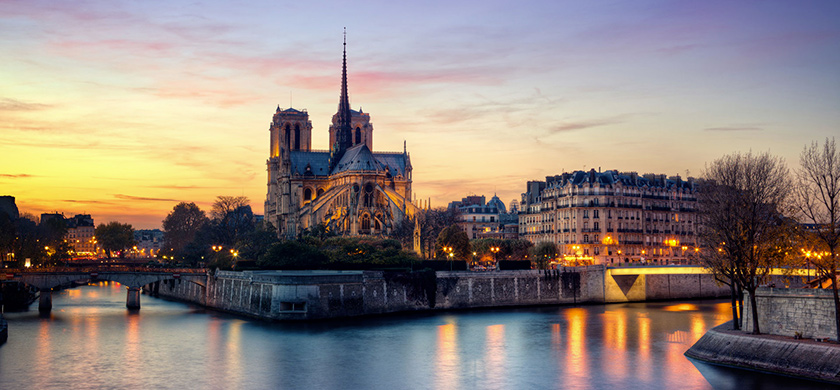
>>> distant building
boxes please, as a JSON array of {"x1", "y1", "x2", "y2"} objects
[
  {"x1": 66, "y1": 214, "x2": 96, "y2": 257},
  {"x1": 519, "y1": 169, "x2": 698, "y2": 265},
  {"x1": 265, "y1": 35, "x2": 417, "y2": 238},
  {"x1": 0, "y1": 196, "x2": 19, "y2": 220},
  {"x1": 135, "y1": 229, "x2": 164, "y2": 258},
  {"x1": 449, "y1": 194, "x2": 519, "y2": 240}
]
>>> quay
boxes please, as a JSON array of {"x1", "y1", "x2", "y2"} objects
[{"x1": 153, "y1": 265, "x2": 735, "y2": 320}]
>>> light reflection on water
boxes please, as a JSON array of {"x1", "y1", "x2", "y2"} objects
[{"x1": 0, "y1": 283, "x2": 835, "y2": 389}]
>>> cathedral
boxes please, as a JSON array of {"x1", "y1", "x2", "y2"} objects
[{"x1": 265, "y1": 36, "x2": 417, "y2": 239}]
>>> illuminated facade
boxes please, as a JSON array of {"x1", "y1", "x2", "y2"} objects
[
  {"x1": 265, "y1": 36, "x2": 416, "y2": 238},
  {"x1": 519, "y1": 170, "x2": 698, "y2": 265},
  {"x1": 66, "y1": 214, "x2": 96, "y2": 257},
  {"x1": 449, "y1": 195, "x2": 518, "y2": 240}
]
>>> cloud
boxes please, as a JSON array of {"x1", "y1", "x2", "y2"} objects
[
  {"x1": 0, "y1": 98, "x2": 52, "y2": 111},
  {"x1": 546, "y1": 116, "x2": 627, "y2": 134},
  {"x1": 0, "y1": 173, "x2": 34, "y2": 178},
  {"x1": 704, "y1": 127, "x2": 763, "y2": 132},
  {"x1": 114, "y1": 194, "x2": 179, "y2": 202}
]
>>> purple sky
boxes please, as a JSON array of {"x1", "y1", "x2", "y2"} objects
[{"x1": 2, "y1": 0, "x2": 839, "y2": 228}]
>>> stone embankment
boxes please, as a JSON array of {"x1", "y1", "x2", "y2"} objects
[
  {"x1": 150, "y1": 266, "x2": 731, "y2": 321},
  {"x1": 685, "y1": 322, "x2": 840, "y2": 384},
  {"x1": 0, "y1": 314, "x2": 7, "y2": 345},
  {"x1": 743, "y1": 287, "x2": 838, "y2": 340}
]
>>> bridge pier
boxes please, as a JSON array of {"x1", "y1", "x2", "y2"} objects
[
  {"x1": 38, "y1": 289, "x2": 52, "y2": 313},
  {"x1": 126, "y1": 287, "x2": 141, "y2": 310}
]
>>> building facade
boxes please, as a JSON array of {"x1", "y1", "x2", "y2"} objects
[
  {"x1": 519, "y1": 169, "x2": 698, "y2": 265},
  {"x1": 135, "y1": 229, "x2": 164, "y2": 257},
  {"x1": 66, "y1": 214, "x2": 96, "y2": 257},
  {"x1": 265, "y1": 37, "x2": 416, "y2": 238},
  {"x1": 449, "y1": 195, "x2": 519, "y2": 240}
]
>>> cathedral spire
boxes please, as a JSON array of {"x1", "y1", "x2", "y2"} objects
[
  {"x1": 331, "y1": 28, "x2": 354, "y2": 170},
  {"x1": 337, "y1": 28, "x2": 352, "y2": 148}
]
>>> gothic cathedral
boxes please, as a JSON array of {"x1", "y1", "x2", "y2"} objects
[{"x1": 265, "y1": 35, "x2": 417, "y2": 239}]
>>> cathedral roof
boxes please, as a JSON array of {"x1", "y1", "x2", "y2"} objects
[
  {"x1": 289, "y1": 151, "x2": 330, "y2": 175},
  {"x1": 331, "y1": 144, "x2": 383, "y2": 174}
]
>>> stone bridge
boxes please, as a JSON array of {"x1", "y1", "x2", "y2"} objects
[{"x1": 2, "y1": 267, "x2": 208, "y2": 312}]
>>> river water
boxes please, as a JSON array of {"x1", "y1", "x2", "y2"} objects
[{"x1": 0, "y1": 282, "x2": 833, "y2": 389}]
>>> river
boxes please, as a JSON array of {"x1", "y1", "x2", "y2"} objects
[{"x1": 0, "y1": 282, "x2": 833, "y2": 389}]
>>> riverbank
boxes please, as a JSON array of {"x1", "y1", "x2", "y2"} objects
[
  {"x1": 685, "y1": 322, "x2": 840, "y2": 384},
  {"x1": 150, "y1": 267, "x2": 732, "y2": 321}
]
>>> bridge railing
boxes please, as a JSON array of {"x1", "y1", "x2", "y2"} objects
[{"x1": 3, "y1": 267, "x2": 208, "y2": 275}]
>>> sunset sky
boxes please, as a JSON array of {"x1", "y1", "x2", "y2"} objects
[{"x1": 2, "y1": 0, "x2": 839, "y2": 229}]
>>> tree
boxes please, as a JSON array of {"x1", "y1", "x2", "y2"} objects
[
  {"x1": 95, "y1": 222, "x2": 136, "y2": 259},
  {"x1": 163, "y1": 202, "x2": 210, "y2": 254},
  {"x1": 413, "y1": 208, "x2": 459, "y2": 259},
  {"x1": 697, "y1": 151, "x2": 794, "y2": 333},
  {"x1": 531, "y1": 241, "x2": 558, "y2": 270},
  {"x1": 435, "y1": 225, "x2": 470, "y2": 261},
  {"x1": 793, "y1": 137, "x2": 840, "y2": 341},
  {"x1": 211, "y1": 196, "x2": 254, "y2": 245}
]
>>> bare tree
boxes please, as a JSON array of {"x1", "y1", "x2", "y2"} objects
[
  {"x1": 698, "y1": 151, "x2": 793, "y2": 333},
  {"x1": 794, "y1": 137, "x2": 840, "y2": 341}
]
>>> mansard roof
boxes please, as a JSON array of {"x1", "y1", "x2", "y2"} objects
[{"x1": 544, "y1": 169, "x2": 695, "y2": 191}]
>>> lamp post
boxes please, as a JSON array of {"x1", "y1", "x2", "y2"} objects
[
  {"x1": 490, "y1": 246, "x2": 500, "y2": 267},
  {"x1": 442, "y1": 246, "x2": 454, "y2": 271}
]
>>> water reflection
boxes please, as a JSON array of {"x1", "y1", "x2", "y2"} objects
[
  {"x1": 484, "y1": 324, "x2": 506, "y2": 389},
  {"x1": 0, "y1": 285, "x2": 832, "y2": 390},
  {"x1": 565, "y1": 307, "x2": 588, "y2": 388},
  {"x1": 435, "y1": 322, "x2": 458, "y2": 389}
]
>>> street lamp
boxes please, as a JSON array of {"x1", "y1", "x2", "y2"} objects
[
  {"x1": 442, "y1": 246, "x2": 454, "y2": 270},
  {"x1": 490, "y1": 246, "x2": 500, "y2": 266}
]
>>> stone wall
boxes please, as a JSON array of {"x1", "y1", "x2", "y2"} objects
[
  {"x1": 604, "y1": 267, "x2": 730, "y2": 302},
  {"x1": 152, "y1": 268, "x2": 606, "y2": 320},
  {"x1": 743, "y1": 287, "x2": 838, "y2": 340},
  {"x1": 152, "y1": 266, "x2": 738, "y2": 321},
  {"x1": 0, "y1": 314, "x2": 7, "y2": 345},
  {"x1": 685, "y1": 321, "x2": 840, "y2": 384}
]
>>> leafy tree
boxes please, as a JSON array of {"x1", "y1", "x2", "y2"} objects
[
  {"x1": 531, "y1": 241, "x2": 558, "y2": 269},
  {"x1": 95, "y1": 222, "x2": 136, "y2": 259},
  {"x1": 12, "y1": 216, "x2": 41, "y2": 267},
  {"x1": 162, "y1": 202, "x2": 209, "y2": 254},
  {"x1": 257, "y1": 240, "x2": 328, "y2": 270},
  {"x1": 236, "y1": 222, "x2": 279, "y2": 263},
  {"x1": 793, "y1": 137, "x2": 840, "y2": 341},
  {"x1": 38, "y1": 215, "x2": 67, "y2": 249},
  {"x1": 697, "y1": 151, "x2": 794, "y2": 333},
  {"x1": 435, "y1": 225, "x2": 470, "y2": 261},
  {"x1": 0, "y1": 210, "x2": 15, "y2": 265}
]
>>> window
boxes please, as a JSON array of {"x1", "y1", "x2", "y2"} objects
[
  {"x1": 303, "y1": 188, "x2": 312, "y2": 201},
  {"x1": 294, "y1": 124, "x2": 301, "y2": 149},
  {"x1": 593, "y1": 210, "x2": 599, "y2": 218},
  {"x1": 355, "y1": 127, "x2": 362, "y2": 144}
]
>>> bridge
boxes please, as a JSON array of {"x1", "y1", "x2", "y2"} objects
[{"x1": 1, "y1": 267, "x2": 208, "y2": 312}]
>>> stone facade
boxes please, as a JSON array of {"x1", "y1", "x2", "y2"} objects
[
  {"x1": 152, "y1": 266, "x2": 734, "y2": 321},
  {"x1": 519, "y1": 170, "x2": 698, "y2": 265},
  {"x1": 265, "y1": 39, "x2": 416, "y2": 239},
  {"x1": 743, "y1": 287, "x2": 839, "y2": 340}
]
